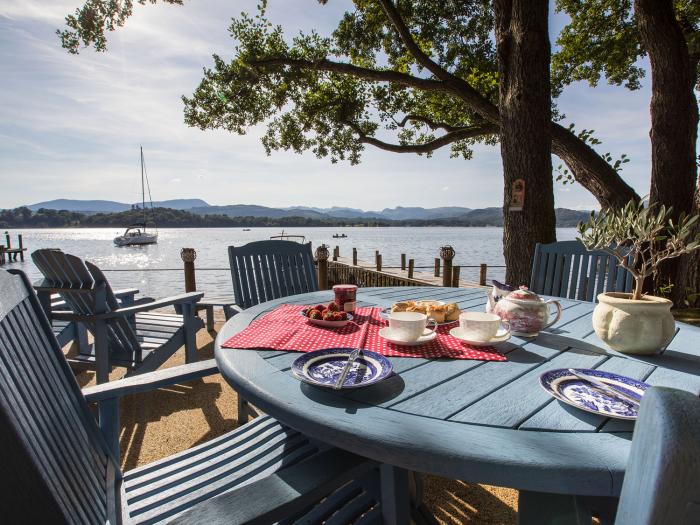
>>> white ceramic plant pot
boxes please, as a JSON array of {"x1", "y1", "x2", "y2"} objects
[{"x1": 592, "y1": 292, "x2": 675, "y2": 355}]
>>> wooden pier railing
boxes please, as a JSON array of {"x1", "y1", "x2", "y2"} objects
[{"x1": 315, "y1": 244, "x2": 494, "y2": 290}]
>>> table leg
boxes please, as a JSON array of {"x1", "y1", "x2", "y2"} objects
[
  {"x1": 381, "y1": 464, "x2": 411, "y2": 525},
  {"x1": 518, "y1": 491, "x2": 591, "y2": 525}
]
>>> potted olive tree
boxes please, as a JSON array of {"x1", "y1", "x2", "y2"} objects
[{"x1": 577, "y1": 200, "x2": 700, "y2": 354}]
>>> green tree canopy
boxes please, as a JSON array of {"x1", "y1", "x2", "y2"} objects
[{"x1": 59, "y1": 0, "x2": 639, "y2": 208}]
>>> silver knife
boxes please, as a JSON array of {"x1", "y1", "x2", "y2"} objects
[
  {"x1": 568, "y1": 368, "x2": 641, "y2": 407},
  {"x1": 335, "y1": 348, "x2": 361, "y2": 390}
]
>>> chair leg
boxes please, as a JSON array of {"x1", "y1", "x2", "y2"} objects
[
  {"x1": 94, "y1": 320, "x2": 110, "y2": 384},
  {"x1": 206, "y1": 305, "x2": 214, "y2": 332},
  {"x1": 237, "y1": 396, "x2": 249, "y2": 426},
  {"x1": 181, "y1": 303, "x2": 198, "y2": 363},
  {"x1": 380, "y1": 464, "x2": 411, "y2": 525},
  {"x1": 75, "y1": 322, "x2": 89, "y2": 356},
  {"x1": 518, "y1": 491, "x2": 591, "y2": 525}
]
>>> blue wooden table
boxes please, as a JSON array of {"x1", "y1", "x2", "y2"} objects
[{"x1": 215, "y1": 286, "x2": 700, "y2": 523}]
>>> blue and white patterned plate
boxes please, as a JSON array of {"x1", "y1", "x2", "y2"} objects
[
  {"x1": 291, "y1": 348, "x2": 393, "y2": 389},
  {"x1": 540, "y1": 368, "x2": 650, "y2": 420}
]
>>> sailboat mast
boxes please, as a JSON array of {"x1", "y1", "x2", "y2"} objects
[{"x1": 140, "y1": 146, "x2": 146, "y2": 230}]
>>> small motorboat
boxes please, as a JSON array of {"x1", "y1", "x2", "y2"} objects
[
  {"x1": 332, "y1": 233, "x2": 347, "y2": 239},
  {"x1": 243, "y1": 228, "x2": 251, "y2": 231},
  {"x1": 114, "y1": 224, "x2": 158, "y2": 246}
]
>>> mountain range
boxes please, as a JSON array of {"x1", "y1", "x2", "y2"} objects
[{"x1": 21, "y1": 199, "x2": 591, "y2": 226}]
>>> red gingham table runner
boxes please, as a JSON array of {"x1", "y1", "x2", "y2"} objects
[{"x1": 222, "y1": 304, "x2": 506, "y2": 361}]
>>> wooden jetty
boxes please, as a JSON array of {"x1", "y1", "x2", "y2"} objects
[
  {"x1": 316, "y1": 244, "x2": 493, "y2": 290},
  {"x1": 0, "y1": 232, "x2": 26, "y2": 265}
]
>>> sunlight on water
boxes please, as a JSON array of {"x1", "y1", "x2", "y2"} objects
[{"x1": 4, "y1": 227, "x2": 578, "y2": 298}]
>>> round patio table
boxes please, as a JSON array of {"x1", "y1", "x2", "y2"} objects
[{"x1": 215, "y1": 286, "x2": 700, "y2": 524}]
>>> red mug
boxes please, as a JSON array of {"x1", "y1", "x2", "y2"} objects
[{"x1": 333, "y1": 284, "x2": 357, "y2": 313}]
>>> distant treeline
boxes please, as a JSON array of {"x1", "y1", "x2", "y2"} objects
[{"x1": 0, "y1": 206, "x2": 592, "y2": 228}]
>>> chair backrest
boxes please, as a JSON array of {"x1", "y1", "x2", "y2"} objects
[
  {"x1": 0, "y1": 269, "x2": 119, "y2": 524},
  {"x1": 529, "y1": 240, "x2": 633, "y2": 301},
  {"x1": 228, "y1": 241, "x2": 319, "y2": 309},
  {"x1": 615, "y1": 387, "x2": 700, "y2": 525},
  {"x1": 32, "y1": 249, "x2": 142, "y2": 362}
]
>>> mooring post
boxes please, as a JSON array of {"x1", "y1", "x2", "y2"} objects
[
  {"x1": 352, "y1": 247, "x2": 358, "y2": 266},
  {"x1": 400, "y1": 253, "x2": 406, "y2": 271},
  {"x1": 440, "y1": 246, "x2": 455, "y2": 287},
  {"x1": 479, "y1": 263, "x2": 488, "y2": 286},
  {"x1": 0, "y1": 246, "x2": 5, "y2": 265},
  {"x1": 434, "y1": 258, "x2": 440, "y2": 277},
  {"x1": 180, "y1": 248, "x2": 197, "y2": 292},
  {"x1": 315, "y1": 244, "x2": 329, "y2": 290},
  {"x1": 407, "y1": 259, "x2": 415, "y2": 279},
  {"x1": 17, "y1": 234, "x2": 24, "y2": 261},
  {"x1": 375, "y1": 251, "x2": 380, "y2": 269},
  {"x1": 452, "y1": 266, "x2": 461, "y2": 287},
  {"x1": 4, "y1": 231, "x2": 10, "y2": 250},
  {"x1": 376, "y1": 254, "x2": 383, "y2": 272},
  {"x1": 333, "y1": 246, "x2": 339, "y2": 261}
]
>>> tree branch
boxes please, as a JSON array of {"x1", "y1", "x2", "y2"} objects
[
  {"x1": 395, "y1": 114, "x2": 464, "y2": 132},
  {"x1": 246, "y1": 57, "x2": 446, "y2": 92},
  {"x1": 344, "y1": 120, "x2": 498, "y2": 153},
  {"x1": 377, "y1": 0, "x2": 501, "y2": 122}
]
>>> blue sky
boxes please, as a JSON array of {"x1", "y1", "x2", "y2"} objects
[{"x1": 0, "y1": 0, "x2": 653, "y2": 211}]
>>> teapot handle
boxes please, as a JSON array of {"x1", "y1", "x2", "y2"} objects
[{"x1": 542, "y1": 300, "x2": 562, "y2": 331}]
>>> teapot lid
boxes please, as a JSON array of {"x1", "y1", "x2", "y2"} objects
[{"x1": 506, "y1": 286, "x2": 542, "y2": 301}]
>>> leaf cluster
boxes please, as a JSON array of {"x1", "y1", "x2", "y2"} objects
[{"x1": 577, "y1": 199, "x2": 700, "y2": 298}]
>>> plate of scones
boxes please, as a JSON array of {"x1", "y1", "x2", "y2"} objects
[{"x1": 380, "y1": 300, "x2": 461, "y2": 325}]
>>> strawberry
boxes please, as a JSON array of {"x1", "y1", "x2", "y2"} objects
[
  {"x1": 301, "y1": 307, "x2": 310, "y2": 316},
  {"x1": 331, "y1": 311, "x2": 343, "y2": 321},
  {"x1": 309, "y1": 310, "x2": 322, "y2": 319},
  {"x1": 314, "y1": 304, "x2": 326, "y2": 312},
  {"x1": 323, "y1": 311, "x2": 335, "y2": 321},
  {"x1": 338, "y1": 312, "x2": 348, "y2": 321},
  {"x1": 327, "y1": 302, "x2": 340, "y2": 312}
]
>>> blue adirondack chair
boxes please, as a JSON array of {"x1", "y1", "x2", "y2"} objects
[
  {"x1": 529, "y1": 240, "x2": 633, "y2": 301},
  {"x1": 32, "y1": 249, "x2": 205, "y2": 384},
  {"x1": 614, "y1": 387, "x2": 700, "y2": 525},
  {"x1": 0, "y1": 268, "x2": 383, "y2": 524},
  {"x1": 227, "y1": 240, "x2": 320, "y2": 424},
  {"x1": 45, "y1": 287, "x2": 141, "y2": 352},
  {"x1": 228, "y1": 240, "x2": 319, "y2": 310}
]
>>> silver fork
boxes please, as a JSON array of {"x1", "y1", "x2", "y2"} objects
[
  {"x1": 568, "y1": 368, "x2": 641, "y2": 407},
  {"x1": 335, "y1": 348, "x2": 361, "y2": 390}
]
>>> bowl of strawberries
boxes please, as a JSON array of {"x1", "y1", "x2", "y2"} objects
[{"x1": 301, "y1": 302, "x2": 353, "y2": 328}]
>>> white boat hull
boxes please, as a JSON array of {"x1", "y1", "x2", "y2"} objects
[{"x1": 114, "y1": 233, "x2": 158, "y2": 246}]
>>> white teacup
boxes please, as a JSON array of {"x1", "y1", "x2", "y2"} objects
[
  {"x1": 459, "y1": 312, "x2": 510, "y2": 341},
  {"x1": 388, "y1": 311, "x2": 438, "y2": 342}
]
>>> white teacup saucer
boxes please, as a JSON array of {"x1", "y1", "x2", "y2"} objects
[
  {"x1": 379, "y1": 327, "x2": 437, "y2": 346},
  {"x1": 449, "y1": 327, "x2": 511, "y2": 346}
]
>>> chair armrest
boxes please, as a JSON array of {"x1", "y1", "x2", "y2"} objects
[
  {"x1": 97, "y1": 292, "x2": 204, "y2": 319},
  {"x1": 165, "y1": 449, "x2": 377, "y2": 525},
  {"x1": 82, "y1": 359, "x2": 218, "y2": 403},
  {"x1": 113, "y1": 287, "x2": 139, "y2": 299}
]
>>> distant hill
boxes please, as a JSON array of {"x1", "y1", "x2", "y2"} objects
[
  {"x1": 19, "y1": 199, "x2": 590, "y2": 226},
  {"x1": 26, "y1": 198, "x2": 210, "y2": 213}
]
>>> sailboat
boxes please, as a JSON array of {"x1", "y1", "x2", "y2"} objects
[{"x1": 114, "y1": 147, "x2": 158, "y2": 246}]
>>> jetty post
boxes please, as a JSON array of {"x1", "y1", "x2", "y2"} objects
[
  {"x1": 181, "y1": 248, "x2": 197, "y2": 292},
  {"x1": 434, "y1": 258, "x2": 440, "y2": 277},
  {"x1": 479, "y1": 263, "x2": 488, "y2": 286},
  {"x1": 315, "y1": 244, "x2": 329, "y2": 290},
  {"x1": 408, "y1": 259, "x2": 415, "y2": 278},
  {"x1": 401, "y1": 253, "x2": 406, "y2": 271},
  {"x1": 352, "y1": 248, "x2": 358, "y2": 266},
  {"x1": 440, "y1": 246, "x2": 455, "y2": 287}
]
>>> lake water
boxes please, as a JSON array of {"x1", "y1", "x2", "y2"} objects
[{"x1": 4, "y1": 227, "x2": 578, "y2": 298}]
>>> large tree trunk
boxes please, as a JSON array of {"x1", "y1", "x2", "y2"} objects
[
  {"x1": 634, "y1": 0, "x2": 699, "y2": 303},
  {"x1": 494, "y1": 0, "x2": 556, "y2": 285}
]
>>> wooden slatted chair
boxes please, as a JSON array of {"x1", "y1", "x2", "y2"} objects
[
  {"x1": 227, "y1": 240, "x2": 318, "y2": 423},
  {"x1": 615, "y1": 387, "x2": 700, "y2": 525},
  {"x1": 46, "y1": 288, "x2": 140, "y2": 353},
  {"x1": 228, "y1": 240, "x2": 318, "y2": 310},
  {"x1": 529, "y1": 240, "x2": 633, "y2": 301},
  {"x1": 32, "y1": 249, "x2": 205, "y2": 384},
  {"x1": 0, "y1": 268, "x2": 382, "y2": 524}
]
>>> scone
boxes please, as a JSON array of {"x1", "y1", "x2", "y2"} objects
[
  {"x1": 426, "y1": 305, "x2": 446, "y2": 323},
  {"x1": 391, "y1": 301, "x2": 411, "y2": 312},
  {"x1": 406, "y1": 304, "x2": 428, "y2": 314},
  {"x1": 445, "y1": 303, "x2": 461, "y2": 322}
]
